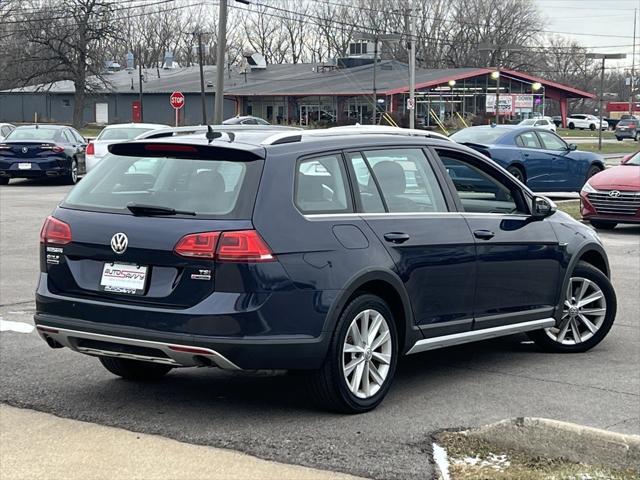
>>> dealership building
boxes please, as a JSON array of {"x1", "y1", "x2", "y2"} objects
[{"x1": 0, "y1": 53, "x2": 594, "y2": 128}]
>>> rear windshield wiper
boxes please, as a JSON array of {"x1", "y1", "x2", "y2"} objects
[{"x1": 126, "y1": 203, "x2": 196, "y2": 216}]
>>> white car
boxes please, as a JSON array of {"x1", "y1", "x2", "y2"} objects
[
  {"x1": 86, "y1": 123, "x2": 170, "y2": 172},
  {"x1": 567, "y1": 114, "x2": 608, "y2": 131},
  {"x1": 0, "y1": 123, "x2": 15, "y2": 141},
  {"x1": 518, "y1": 118, "x2": 556, "y2": 132}
]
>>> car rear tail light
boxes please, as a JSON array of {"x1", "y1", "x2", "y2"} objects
[
  {"x1": 174, "y1": 232, "x2": 220, "y2": 258},
  {"x1": 86, "y1": 142, "x2": 95, "y2": 155},
  {"x1": 174, "y1": 230, "x2": 274, "y2": 262},
  {"x1": 40, "y1": 143, "x2": 65, "y2": 153},
  {"x1": 168, "y1": 345, "x2": 213, "y2": 355},
  {"x1": 40, "y1": 216, "x2": 72, "y2": 245},
  {"x1": 216, "y1": 230, "x2": 274, "y2": 262}
]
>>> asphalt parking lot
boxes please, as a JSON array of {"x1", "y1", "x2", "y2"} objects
[{"x1": 1, "y1": 179, "x2": 639, "y2": 480}]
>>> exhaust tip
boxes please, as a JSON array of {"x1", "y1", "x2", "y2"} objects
[{"x1": 44, "y1": 335, "x2": 64, "y2": 349}]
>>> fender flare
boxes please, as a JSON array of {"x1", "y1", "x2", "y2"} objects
[{"x1": 322, "y1": 268, "x2": 417, "y2": 353}]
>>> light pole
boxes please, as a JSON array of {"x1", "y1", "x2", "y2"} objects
[
  {"x1": 532, "y1": 82, "x2": 544, "y2": 117},
  {"x1": 448, "y1": 80, "x2": 456, "y2": 120},
  {"x1": 586, "y1": 53, "x2": 627, "y2": 150},
  {"x1": 490, "y1": 70, "x2": 500, "y2": 124}
]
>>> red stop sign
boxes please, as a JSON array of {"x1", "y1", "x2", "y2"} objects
[{"x1": 170, "y1": 91, "x2": 185, "y2": 110}]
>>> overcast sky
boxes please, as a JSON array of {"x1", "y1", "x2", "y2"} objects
[{"x1": 535, "y1": 0, "x2": 639, "y2": 70}]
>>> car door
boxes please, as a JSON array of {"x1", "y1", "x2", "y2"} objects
[
  {"x1": 434, "y1": 147, "x2": 563, "y2": 329},
  {"x1": 536, "y1": 130, "x2": 577, "y2": 191},
  {"x1": 345, "y1": 147, "x2": 477, "y2": 338},
  {"x1": 63, "y1": 129, "x2": 85, "y2": 173},
  {"x1": 70, "y1": 128, "x2": 87, "y2": 172},
  {"x1": 514, "y1": 130, "x2": 555, "y2": 191}
]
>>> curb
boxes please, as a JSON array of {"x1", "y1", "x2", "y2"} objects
[{"x1": 444, "y1": 417, "x2": 640, "y2": 473}]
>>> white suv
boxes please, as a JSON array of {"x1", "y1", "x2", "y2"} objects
[{"x1": 567, "y1": 114, "x2": 608, "y2": 131}]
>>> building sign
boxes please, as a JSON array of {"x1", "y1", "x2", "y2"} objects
[
  {"x1": 486, "y1": 94, "x2": 513, "y2": 114},
  {"x1": 513, "y1": 94, "x2": 534, "y2": 109}
]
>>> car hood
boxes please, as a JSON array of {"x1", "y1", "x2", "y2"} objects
[{"x1": 589, "y1": 165, "x2": 640, "y2": 190}]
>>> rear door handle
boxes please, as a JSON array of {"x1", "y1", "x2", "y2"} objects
[
  {"x1": 473, "y1": 229, "x2": 495, "y2": 240},
  {"x1": 384, "y1": 232, "x2": 410, "y2": 244}
]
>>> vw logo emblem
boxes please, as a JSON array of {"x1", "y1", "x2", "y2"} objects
[
  {"x1": 21, "y1": 147, "x2": 28, "y2": 153},
  {"x1": 110, "y1": 233, "x2": 128, "y2": 254},
  {"x1": 608, "y1": 190, "x2": 621, "y2": 198}
]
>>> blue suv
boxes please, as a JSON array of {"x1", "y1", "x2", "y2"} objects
[{"x1": 35, "y1": 126, "x2": 617, "y2": 413}]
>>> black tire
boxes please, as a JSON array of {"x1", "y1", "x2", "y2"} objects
[
  {"x1": 590, "y1": 220, "x2": 617, "y2": 230},
  {"x1": 616, "y1": 137, "x2": 623, "y2": 142},
  {"x1": 568, "y1": 122, "x2": 575, "y2": 130},
  {"x1": 635, "y1": 132, "x2": 640, "y2": 142},
  {"x1": 528, "y1": 261, "x2": 616, "y2": 353},
  {"x1": 589, "y1": 124, "x2": 596, "y2": 131},
  {"x1": 99, "y1": 357, "x2": 172, "y2": 380},
  {"x1": 586, "y1": 165, "x2": 602, "y2": 182},
  {"x1": 507, "y1": 165, "x2": 526, "y2": 184},
  {"x1": 0, "y1": 177, "x2": 9, "y2": 185},
  {"x1": 310, "y1": 294, "x2": 398, "y2": 413},
  {"x1": 64, "y1": 158, "x2": 78, "y2": 185}
]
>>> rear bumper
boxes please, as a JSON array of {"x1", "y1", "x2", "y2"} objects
[
  {"x1": 0, "y1": 165, "x2": 69, "y2": 178},
  {"x1": 34, "y1": 313, "x2": 330, "y2": 370},
  {"x1": 614, "y1": 130, "x2": 637, "y2": 139}
]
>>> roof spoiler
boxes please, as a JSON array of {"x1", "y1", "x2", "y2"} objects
[{"x1": 136, "y1": 124, "x2": 301, "y2": 140}]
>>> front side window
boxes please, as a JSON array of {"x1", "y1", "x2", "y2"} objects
[
  {"x1": 437, "y1": 149, "x2": 525, "y2": 215},
  {"x1": 361, "y1": 148, "x2": 447, "y2": 213},
  {"x1": 537, "y1": 131, "x2": 567, "y2": 151},
  {"x1": 295, "y1": 154, "x2": 350, "y2": 213}
]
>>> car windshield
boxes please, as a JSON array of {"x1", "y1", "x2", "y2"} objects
[
  {"x1": 97, "y1": 127, "x2": 157, "y2": 141},
  {"x1": 519, "y1": 119, "x2": 536, "y2": 126},
  {"x1": 450, "y1": 127, "x2": 510, "y2": 145},
  {"x1": 625, "y1": 152, "x2": 640, "y2": 166},
  {"x1": 5, "y1": 128, "x2": 60, "y2": 141},
  {"x1": 63, "y1": 153, "x2": 263, "y2": 218}
]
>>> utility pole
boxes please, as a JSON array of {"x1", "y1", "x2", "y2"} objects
[
  {"x1": 631, "y1": 8, "x2": 637, "y2": 115},
  {"x1": 214, "y1": 0, "x2": 228, "y2": 124},
  {"x1": 587, "y1": 52, "x2": 627, "y2": 150},
  {"x1": 405, "y1": 3, "x2": 416, "y2": 129},
  {"x1": 373, "y1": 37, "x2": 378, "y2": 125},
  {"x1": 196, "y1": 31, "x2": 207, "y2": 124},
  {"x1": 138, "y1": 46, "x2": 144, "y2": 122}
]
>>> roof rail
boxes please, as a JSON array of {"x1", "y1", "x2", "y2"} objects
[
  {"x1": 136, "y1": 124, "x2": 301, "y2": 140},
  {"x1": 260, "y1": 125, "x2": 451, "y2": 146}
]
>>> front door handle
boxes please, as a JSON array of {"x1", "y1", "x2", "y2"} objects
[
  {"x1": 473, "y1": 229, "x2": 495, "y2": 240},
  {"x1": 384, "y1": 232, "x2": 410, "y2": 244}
]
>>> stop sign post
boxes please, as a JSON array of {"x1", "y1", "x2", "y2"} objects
[{"x1": 170, "y1": 91, "x2": 185, "y2": 126}]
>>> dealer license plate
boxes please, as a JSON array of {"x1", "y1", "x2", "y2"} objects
[
  {"x1": 100, "y1": 262, "x2": 147, "y2": 295},
  {"x1": 18, "y1": 163, "x2": 32, "y2": 170}
]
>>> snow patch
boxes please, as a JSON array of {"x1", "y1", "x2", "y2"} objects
[
  {"x1": 0, "y1": 318, "x2": 35, "y2": 333},
  {"x1": 432, "y1": 443, "x2": 451, "y2": 480},
  {"x1": 453, "y1": 452, "x2": 511, "y2": 471}
]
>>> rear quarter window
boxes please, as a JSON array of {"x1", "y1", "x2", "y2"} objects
[{"x1": 63, "y1": 153, "x2": 262, "y2": 219}]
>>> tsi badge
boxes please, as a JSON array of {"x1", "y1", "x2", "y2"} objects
[
  {"x1": 110, "y1": 233, "x2": 128, "y2": 254},
  {"x1": 191, "y1": 269, "x2": 212, "y2": 281}
]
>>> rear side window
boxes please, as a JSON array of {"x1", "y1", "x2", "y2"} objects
[
  {"x1": 295, "y1": 154, "x2": 351, "y2": 214},
  {"x1": 516, "y1": 132, "x2": 542, "y2": 149},
  {"x1": 361, "y1": 148, "x2": 447, "y2": 213},
  {"x1": 63, "y1": 154, "x2": 262, "y2": 218}
]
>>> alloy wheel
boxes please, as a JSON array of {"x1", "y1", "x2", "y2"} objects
[
  {"x1": 71, "y1": 160, "x2": 78, "y2": 183},
  {"x1": 342, "y1": 309, "x2": 392, "y2": 399},
  {"x1": 545, "y1": 277, "x2": 607, "y2": 345}
]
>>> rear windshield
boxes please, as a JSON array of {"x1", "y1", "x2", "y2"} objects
[
  {"x1": 450, "y1": 127, "x2": 510, "y2": 145},
  {"x1": 6, "y1": 128, "x2": 60, "y2": 141},
  {"x1": 617, "y1": 119, "x2": 637, "y2": 126},
  {"x1": 97, "y1": 128, "x2": 157, "y2": 141},
  {"x1": 62, "y1": 154, "x2": 262, "y2": 218}
]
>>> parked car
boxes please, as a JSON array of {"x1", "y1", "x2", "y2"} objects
[
  {"x1": 222, "y1": 115, "x2": 270, "y2": 125},
  {"x1": 580, "y1": 150, "x2": 640, "y2": 229},
  {"x1": 552, "y1": 116, "x2": 563, "y2": 128},
  {"x1": 35, "y1": 126, "x2": 617, "y2": 413},
  {"x1": 0, "y1": 125, "x2": 86, "y2": 185},
  {"x1": 86, "y1": 123, "x2": 170, "y2": 172},
  {"x1": 0, "y1": 123, "x2": 15, "y2": 141},
  {"x1": 614, "y1": 118, "x2": 640, "y2": 142},
  {"x1": 567, "y1": 114, "x2": 608, "y2": 131},
  {"x1": 517, "y1": 117, "x2": 556, "y2": 132},
  {"x1": 450, "y1": 125, "x2": 605, "y2": 192}
]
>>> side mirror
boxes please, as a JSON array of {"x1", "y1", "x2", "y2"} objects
[
  {"x1": 567, "y1": 143, "x2": 577, "y2": 151},
  {"x1": 531, "y1": 196, "x2": 556, "y2": 220}
]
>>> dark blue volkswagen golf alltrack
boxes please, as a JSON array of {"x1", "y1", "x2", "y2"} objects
[{"x1": 35, "y1": 125, "x2": 617, "y2": 413}]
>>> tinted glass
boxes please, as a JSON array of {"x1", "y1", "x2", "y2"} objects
[
  {"x1": 625, "y1": 151, "x2": 640, "y2": 166},
  {"x1": 98, "y1": 128, "x2": 156, "y2": 141},
  {"x1": 295, "y1": 154, "x2": 350, "y2": 213},
  {"x1": 538, "y1": 131, "x2": 567, "y2": 151},
  {"x1": 450, "y1": 127, "x2": 510, "y2": 145},
  {"x1": 617, "y1": 119, "x2": 636, "y2": 126},
  {"x1": 362, "y1": 148, "x2": 447, "y2": 213},
  {"x1": 516, "y1": 132, "x2": 542, "y2": 149},
  {"x1": 519, "y1": 119, "x2": 536, "y2": 126},
  {"x1": 347, "y1": 152, "x2": 385, "y2": 213},
  {"x1": 63, "y1": 154, "x2": 261, "y2": 218},
  {"x1": 438, "y1": 150, "x2": 521, "y2": 214},
  {"x1": 63, "y1": 130, "x2": 75, "y2": 143},
  {"x1": 6, "y1": 128, "x2": 61, "y2": 141}
]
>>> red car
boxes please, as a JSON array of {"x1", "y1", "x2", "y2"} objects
[{"x1": 580, "y1": 151, "x2": 640, "y2": 229}]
